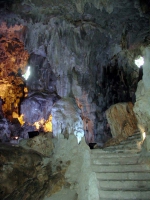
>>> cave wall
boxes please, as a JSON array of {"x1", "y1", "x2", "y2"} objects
[
  {"x1": 0, "y1": 0, "x2": 149, "y2": 143},
  {"x1": 134, "y1": 47, "x2": 150, "y2": 138}
]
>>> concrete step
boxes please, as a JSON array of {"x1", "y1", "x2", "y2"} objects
[
  {"x1": 98, "y1": 180, "x2": 150, "y2": 191},
  {"x1": 99, "y1": 190, "x2": 150, "y2": 200},
  {"x1": 91, "y1": 148, "x2": 141, "y2": 154},
  {"x1": 104, "y1": 142, "x2": 141, "y2": 151},
  {"x1": 96, "y1": 172, "x2": 150, "y2": 181},
  {"x1": 121, "y1": 137, "x2": 141, "y2": 144},
  {"x1": 92, "y1": 164, "x2": 150, "y2": 173},
  {"x1": 92, "y1": 155, "x2": 140, "y2": 165},
  {"x1": 124, "y1": 133, "x2": 141, "y2": 140},
  {"x1": 91, "y1": 152, "x2": 140, "y2": 158}
]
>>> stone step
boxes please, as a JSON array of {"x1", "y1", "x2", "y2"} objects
[
  {"x1": 121, "y1": 136, "x2": 141, "y2": 144},
  {"x1": 125, "y1": 133, "x2": 141, "y2": 140},
  {"x1": 96, "y1": 172, "x2": 150, "y2": 181},
  {"x1": 98, "y1": 180, "x2": 150, "y2": 191},
  {"x1": 92, "y1": 155, "x2": 140, "y2": 165},
  {"x1": 119, "y1": 139, "x2": 142, "y2": 147},
  {"x1": 99, "y1": 190, "x2": 150, "y2": 200},
  {"x1": 92, "y1": 164, "x2": 150, "y2": 173},
  {"x1": 91, "y1": 152, "x2": 140, "y2": 158},
  {"x1": 91, "y1": 148, "x2": 141, "y2": 154},
  {"x1": 104, "y1": 142, "x2": 141, "y2": 151}
]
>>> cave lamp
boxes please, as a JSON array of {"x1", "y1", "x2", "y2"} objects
[{"x1": 134, "y1": 56, "x2": 144, "y2": 68}]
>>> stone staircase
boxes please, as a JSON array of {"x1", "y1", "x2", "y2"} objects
[{"x1": 91, "y1": 132, "x2": 150, "y2": 200}]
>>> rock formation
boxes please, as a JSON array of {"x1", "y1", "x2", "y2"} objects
[
  {"x1": 134, "y1": 47, "x2": 150, "y2": 151},
  {"x1": 105, "y1": 102, "x2": 138, "y2": 147},
  {"x1": 0, "y1": 134, "x2": 95, "y2": 200},
  {"x1": 0, "y1": 0, "x2": 150, "y2": 199},
  {"x1": 0, "y1": 0, "x2": 149, "y2": 143}
]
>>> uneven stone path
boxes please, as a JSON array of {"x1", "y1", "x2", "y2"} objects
[{"x1": 92, "y1": 133, "x2": 150, "y2": 200}]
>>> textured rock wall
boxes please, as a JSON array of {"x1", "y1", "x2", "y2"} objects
[
  {"x1": 134, "y1": 47, "x2": 150, "y2": 135},
  {"x1": 0, "y1": 140, "x2": 70, "y2": 200},
  {"x1": 0, "y1": 133, "x2": 97, "y2": 200},
  {"x1": 0, "y1": 0, "x2": 149, "y2": 143},
  {"x1": 0, "y1": 32, "x2": 29, "y2": 120},
  {"x1": 51, "y1": 98, "x2": 84, "y2": 143},
  {"x1": 105, "y1": 102, "x2": 138, "y2": 146}
]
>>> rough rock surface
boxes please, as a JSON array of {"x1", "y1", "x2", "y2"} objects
[
  {"x1": 0, "y1": 142, "x2": 70, "y2": 200},
  {"x1": 22, "y1": 132, "x2": 54, "y2": 156},
  {"x1": 0, "y1": 35, "x2": 29, "y2": 77},
  {"x1": 51, "y1": 134, "x2": 99, "y2": 200},
  {"x1": 105, "y1": 102, "x2": 138, "y2": 146},
  {"x1": 0, "y1": 34, "x2": 29, "y2": 119},
  {"x1": 134, "y1": 47, "x2": 150, "y2": 137},
  {"x1": 21, "y1": 92, "x2": 60, "y2": 124},
  {"x1": 0, "y1": 134, "x2": 97, "y2": 200},
  {"x1": 51, "y1": 98, "x2": 84, "y2": 143},
  {"x1": 0, "y1": 0, "x2": 150, "y2": 144},
  {"x1": 0, "y1": 118, "x2": 11, "y2": 142}
]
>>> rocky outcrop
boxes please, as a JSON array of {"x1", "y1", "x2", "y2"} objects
[
  {"x1": 0, "y1": 133, "x2": 97, "y2": 200},
  {"x1": 20, "y1": 92, "x2": 59, "y2": 124},
  {"x1": 0, "y1": 77, "x2": 25, "y2": 120},
  {"x1": 0, "y1": 144, "x2": 48, "y2": 199},
  {"x1": 0, "y1": 142, "x2": 70, "y2": 200},
  {"x1": 0, "y1": 35, "x2": 29, "y2": 77},
  {"x1": 51, "y1": 98, "x2": 84, "y2": 143},
  {"x1": 134, "y1": 47, "x2": 150, "y2": 145},
  {"x1": 22, "y1": 132, "x2": 54, "y2": 156},
  {"x1": 0, "y1": 31, "x2": 29, "y2": 120},
  {"x1": 105, "y1": 102, "x2": 138, "y2": 146}
]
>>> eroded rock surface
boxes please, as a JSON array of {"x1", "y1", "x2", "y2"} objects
[
  {"x1": 0, "y1": 0, "x2": 149, "y2": 144},
  {"x1": 0, "y1": 133, "x2": 97, "y2": 200},
  {"x1": 134, "y1": 48, "x2": 150, "y2": 136},
  {"x1": 0, "y1": 142, "x2": 70, "y2": 200},
  {"x1": 105, "y1": 102, "x2": 138, "y2": 147},
  {"x1": 51, "y1": 98, "x2": 84, "y2": 143},
  {"x1": 0, "y1": 33, "x2": 29, "y2": 120},
  {"x1": 21, "y1": 92, "x2": 59, "y2": 124},
  {"x1": 22, "y1": 132, "x2": 54, "y2": 156}
]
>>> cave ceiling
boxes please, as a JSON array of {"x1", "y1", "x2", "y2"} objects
[{"x1": 0, "y1": 0, "x2": 149, "y2": 71}]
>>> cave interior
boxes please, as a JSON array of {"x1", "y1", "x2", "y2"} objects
[{"x1": 0, "y1": 0, "x2": 150, "y2": 200}]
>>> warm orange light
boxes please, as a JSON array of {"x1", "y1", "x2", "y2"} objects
[
  {"x1": 24, "y1": 87, "x2": 28, "y2": 97},
  {"x1": 33, "y1": 118, "x2": 45, "y2": 130},
  {"x1": 44, "y1": 115, "x2": 52, "y2": 132},
  {"x1": 33, "y1": 115, "x2": 52, "y2": 132},
  {"x1": 18, "y1": 114, "x2": 25, "y2": 126},
  {"x1": 12, "y1": 112, "x2": 25, "y2": 126}
]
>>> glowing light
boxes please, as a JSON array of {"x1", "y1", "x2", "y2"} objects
[
  {"x1": 15, "y1": 136, "x2": 19, "y2": 140},
  {"x1": 12, "y1": 112, "x2": 25, "y2": 126},
  {"x1": 135, "y1": 56, "x2": 144, "y2": 68},
  {"x1": 33, "y1": 115, "x2": 52, "y2": 132},
  {"x1": 18, "y1": 114, "x2": 25, "y2": 126},
  {"x1": 44, "y1": 115, "x2": 52, "y2": 132},
  {"x1": 24, "y1": 87, "x2": 28, "y2": 97},
  {"x1": 33, "y1": 118, "x2": 45, "y2": 130},
  {"x1": 142, "y1": 132, "x2": 146, "y2": 141},
  {"x1": 22, "y1": 66, "x2": 30, "y2": 80}
]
